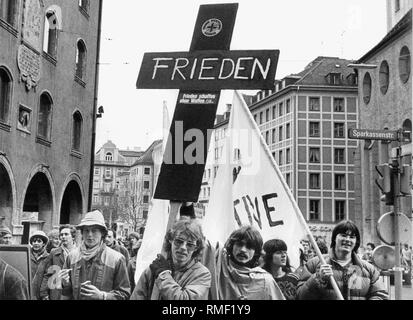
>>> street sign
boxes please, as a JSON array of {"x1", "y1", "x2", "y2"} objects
[
  {"x1": 348, "y1": 128, "x2": 399, "y2": 141},
  {"x1": 372, "y1": 245, "x2": 395, "y2": 270},
  {"x1": 137, "y1": 3, "x2": 279, "y2": 202},
  {"x1": 377, "y1": 212, "x2": 412, "y2": 245}
]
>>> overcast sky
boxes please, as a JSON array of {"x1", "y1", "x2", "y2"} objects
[{"x1": 96, "y1": 0, "x2": 387, "y2": 152}]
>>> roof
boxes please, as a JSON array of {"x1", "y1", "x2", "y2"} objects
[
  {"x1": 359, "y1": 9, "x2": 412, "y2": 62},
  {"x1": 132, "y1": 140, "x2": 162, "y2": 166},
  {"x1": 119, "y1": 150, "x2": 144, "y2": 158}
]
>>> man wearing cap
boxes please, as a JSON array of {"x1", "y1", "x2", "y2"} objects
[
  {"x1": 29, "y1": 230, "x2": 50, "y2": 300},
  {"x1": 0, "y1": 226, "x2": 13, "y2": 245},
  {"x1": 59, "y1": 210, "x2": 130, "y2": 300}
]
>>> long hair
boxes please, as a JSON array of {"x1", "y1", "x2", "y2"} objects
[
  {"x1": 330, "y1": 220, "x2": 360, "y2": 253},
  {"x1": 224, "y1": 225, "x2": 263, "y2": 268},
  {"x1": 162, "y1": 220, "x2": 205, "y2": 262},
  {"x1": 262, "y1": 239, "x2": 292, "y2": 273}
]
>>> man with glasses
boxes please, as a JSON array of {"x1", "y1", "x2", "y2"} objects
[{"x1": 130, "y1": 219, "x2": 211, "y2": 300}]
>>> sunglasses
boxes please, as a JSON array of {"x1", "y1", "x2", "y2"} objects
[{"x1": 172, "y1": 238, "x2": 198, "y2": 251}]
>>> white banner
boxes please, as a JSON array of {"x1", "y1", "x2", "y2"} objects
[{"x1": 203, "y1": 91, "x2": 311, "y2": 269}]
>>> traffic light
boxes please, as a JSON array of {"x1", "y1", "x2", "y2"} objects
[
  {"x1": 400, "y1": 164, "x2": 412, "y2": 195},
  {"x1": 375, "y1": 163, "x2": 394, "y2": 205}
]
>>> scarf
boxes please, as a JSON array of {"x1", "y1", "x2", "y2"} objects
[
  {"x1": 32, "y1": 246, "x2": 47, "y2": 261},
  {"x1": 79, "y1": 241, "x2": 103, "y2": 261}
]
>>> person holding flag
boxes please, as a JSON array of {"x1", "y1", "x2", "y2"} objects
[
  {"x1": 296, "y1": 220, "x2": 388, "y2": 300},
  {"x1": 130, "y1": 219, "x2": 211, "y2": 300}
]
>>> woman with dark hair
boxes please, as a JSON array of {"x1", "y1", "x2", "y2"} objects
[
  {"x1": 262, "y1": 239, "x2": 299, "y2": 300},
  {"x1": 213, "y1": 225, "x2": 285, "y2": 300},
  {"x1": 297, "y1": 220, "x2": 388, "y2": 300},
  {"x1": 130, "y1": 219, "x2": 211, "y2": 300}
]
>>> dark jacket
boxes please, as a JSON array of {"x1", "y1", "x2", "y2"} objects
[
  {"x1": 61, "y1": 244, "x2": 130, "y2": 300},
  {"x1": 297, "y1": 250, "x2": 388, "y2": 300},
  {"x1": 109, "y1": 242, "x2": 130, "y2": 265},
  {"x1": 0, "y1": 258, "x2": 29, "y2": 300},
  {"x1": 30, "y1": 248, "x2": 49, "y2": 300},
  {"x1": 40, "y1": 247, "x2": 66, "y2": 300},
  {"x1": 127, "y1": 255, "x2": 137, "y2": 293}
]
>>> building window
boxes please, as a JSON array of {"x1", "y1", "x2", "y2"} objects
[
  {"x1": 93, "y1": 195, "x2": 99, "y2": 204},
  {"x1": 309, "y1": 97, "x2": 320, "y2": 111},
  {"x1": 309, "y1": 173, "x2": 320, "y2": 189},
  {"x1": 286, "y1": 99, "x2": 291, "y2": 114},
  {"x1": 266, "y1": 109, "x2": 269, "y2": 122},
  {"x1": 143, "y1": 195, "x2": 149, "y2": 204},
  {"x1": 334, "y1": 123, "x2": 345, "y2": 138},
  {"x1": 395, "y1": 0, "x2": 400, "y2": 12},
  {"x1": 0, "y1": 67, "x2": 11, "y2": 124},
  {"x1": 144, "y1": 167, "x2": 151, "y2": 175},
  {"x1": 37, "y1": 93, "x2": 52, "y2": 141},
  {"x1": 272, "y1": 128, "x2": 276, "y2": 143},
  {"x1": 279, "y1": 126, "x2": 283, "y2": 141},
  {"x1": 254, "y1": 114, "x2": 257, "y2": 123},
  {"x1": 327, "y1": 73, "x2": 342, "y2": 85},
  {"x1": 104, "y1": 183, "x2": 110, "y2": 192},
  {"x1": 379, "y1": 60, "x2": 390, "y2": 95},
  {"x1": 399, "y1": 46, "x2": 411, "y2": 84},
  {"x1": 334, "y1": 148, "x2": 345, "y2": 164},
  {"x1": 309, "y1": 200, "x2": 320, "y2": 221},
  {"x1": 279, "y1": 102, "x2": 283, "y2": 116},
  {"x1": 333, "y1": 98, "x2": 344, "y2": 112},
  {"x1": 143, "y1": 210, "x2": 148, "y2": 220},
  {"x1": 286, "y1": 173, "x2": 291, "y2": 188},
  {"x1": 105, "y1": 153, "x2": 113, "y2": 161},
  {"x1": 309, "y1": 147, "x2": 320, "y2": 163},
  {"x1": 43, "y1": 11, "x2": 59, "y2": 58},
  {"x1": 94, "y1": 168, "x2": 100, "y2": 175},
  {"x1": 335, "y1": 200, "x2": 346, "y2": 221},
  {"x1": 309, "y1": 122, "x2": 320, "y2": 137},
  {"x1": 265, "y1": 131, "x2": 269, "y2": 144},
  {"x1": 144, "y1": 181, "x2": 150, "y2": 189},
  {"x1": 278, "y1": 150, "x2": 283, "y2": 165},
  {"x1": 104, "y1": 196, "x2": 110, "y2": 206},
  {"x1": 0, "y1": 0, "x2": 17, "y2": 26},
  {"x1": 75, "y1": 40, "x2": 87, "y2": 80},
  {"x1": 363, "y1": 72, "x2": 372, "y2": 104},
  {"x1": 72, "y1": 111, "x2": 82, "y2": 152},
  {"x1": 105, "y1": 168, "x2": 111, "y2": 177},
  {"x1": 286, "y1": 148, "x2": 291, "y2": 164},
  {"x1": 286, "y1": 123, "x2": 291, "y2": 139},
  {"x1": 259, "y1": 112, "x2": 263, "y2": 124},
  {"x1": 272, "y1": 105, "x2": 276, "y2": 119},
  {"x1": 272, "y1": 152, "x2": 276, "y2": 160},
  {"x1": 335, "y1": 174, "x2": 346, "y2": 190}
]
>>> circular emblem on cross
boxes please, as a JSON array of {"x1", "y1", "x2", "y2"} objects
[{"x1": 202, "y1": 18, "x2": 223, "y2": 37}]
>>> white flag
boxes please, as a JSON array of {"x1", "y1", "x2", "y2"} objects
[
  {"x1": 203, "y1": 90, "x2": 312, "y2": 269},
  {"x1": 134, "y1": 101, "x2": 171, "y2": 283}
]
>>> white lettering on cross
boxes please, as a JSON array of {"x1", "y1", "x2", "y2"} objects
[
  {"x1": 199, "y1": 58, "x2": 219, "y2": 80},
  {"x1": 172, "y1": 58, "x2": 190, "y2": 80},
  {"x1": 234, "y1": 57, "x2": 253, "y2": 80},
  {"x1": 219, "y1": 58, "x2": 235, "y2": 79},
  {"x1": 152, "y1": 58, "x2": 173, "y2": 80},
  {"x1": 252, "y1": 58, "x2": 271, "y2": 80}
]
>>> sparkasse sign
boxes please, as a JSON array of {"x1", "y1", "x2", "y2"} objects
[
  {"x1": 348, "y1": 128, "x2": 399, "y2": 141},
  {"x1": 136, "y1": 50, "x2": 279, "y2": 90}
]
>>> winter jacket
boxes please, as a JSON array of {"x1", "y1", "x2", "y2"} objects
[
  {"x1": 109, "y1": 242, "x2": 130, "y2": 265},
  {"x1": 40, "y1": 247, "x2": 67, "y2": 300},
  {"x1": 127, "y1": 255, "x2": 137, "y2": 292},
  {"x1": 30, "y1": 248, "x2": 49, "y2": 300},
  {"x1": 297, "y1": 250, "x2": 388, "y2": 300},
  {"x1": 0, "y1": 258, "x2": 29, "y2": 300},
  {"x1": 214, "y1": 247, "x2": 285, "y2": 300},
  {"x1": 130, "y1": 259, "x2": 211, "y2": 300},
  {"x1": 61, "y1": 244, "x2": 130, "y2": 300}
]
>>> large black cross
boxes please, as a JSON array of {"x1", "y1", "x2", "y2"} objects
[{"x1": 136, "y1": 3, "x2": 279, "y2": 202}]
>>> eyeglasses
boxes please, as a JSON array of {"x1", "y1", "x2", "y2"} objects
[{"x1": 172, "y1": 238, "x2": 198, "y2": 251}]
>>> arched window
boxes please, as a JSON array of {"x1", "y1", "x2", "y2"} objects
[
  {"x1": 72, "y1": 111, "x2": 82, "y2": 151},
  {"x1": 0, "y1": 0, "x2": 17, "y2": 26},
  {"x1": 105, "y1": 153, "x2": 113, "y2": 161},
  {"x1": 379, "y1": 60, "x2": 389, "y2": 95},
  {"x1": 75, "y1": 40, "x2": 87, "y2": 80},
  {"x1": 362, "y1": 72, "x2": 372, "y2": 104},
  {"x1": 43, "y1": 11, "x2": 59, "y2": 58},
  {"x1": 37, "y1": 93, "x2": 52, "y2": 140},
  {"x1": 0, "y1": 67, "x2": 11, "y2": 123},
  {"x1": 399, "y1": 46, "x2": 411, "y2": 83}
]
